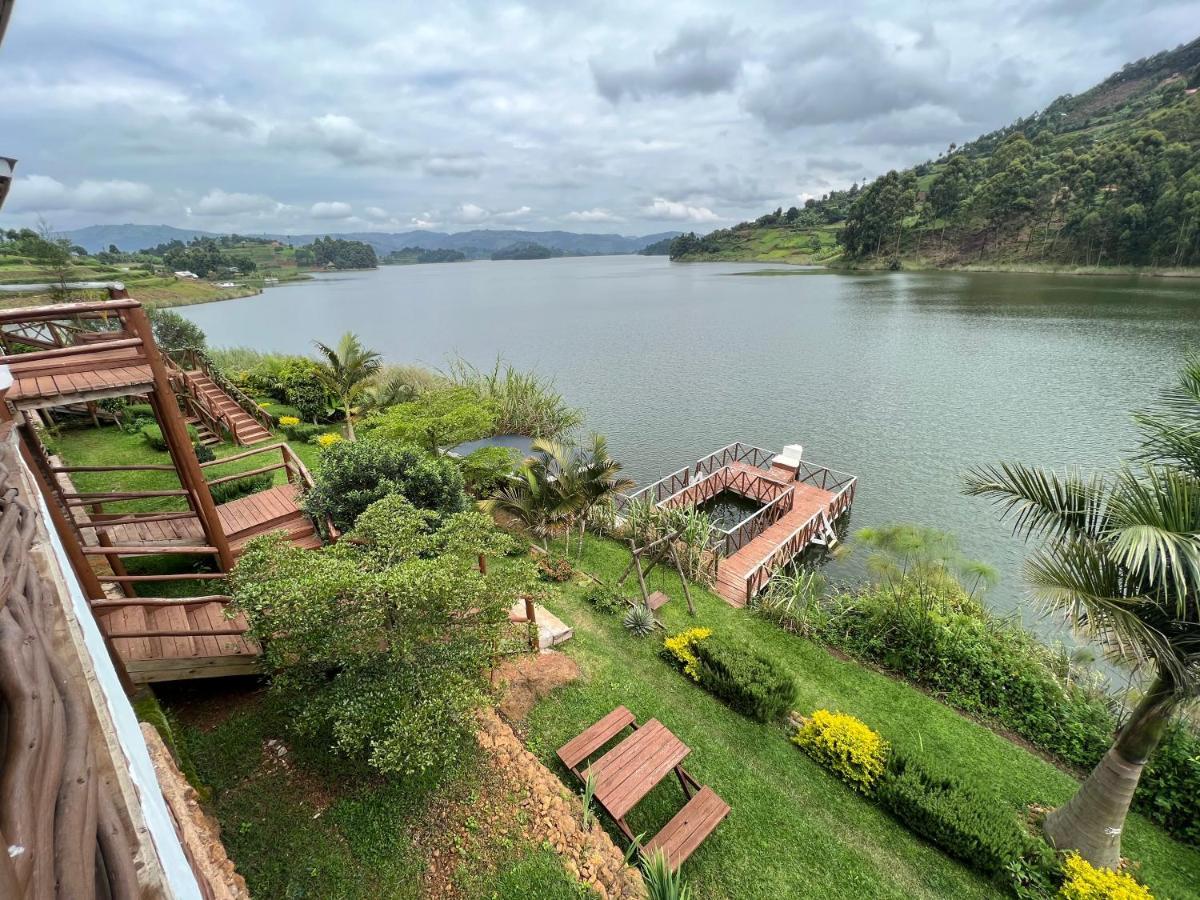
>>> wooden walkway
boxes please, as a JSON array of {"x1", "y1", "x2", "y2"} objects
[
  {"x1": 714, "y1": 462, "x2": 840, "y2": 607},
  {"x1": 176, "y1": 367, "x2": 272, "y2": 446},
  {"x1": 619, "y1": 443, "x2": 855, "y2": 608}
]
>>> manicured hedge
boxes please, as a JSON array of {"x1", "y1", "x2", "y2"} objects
[
  {"x1": 690, "y1": 633, "x2": 795, "y2": 722},
  {"x1": 209, "y1": 473, "x2": 273, "y2": 505},
  {"x1": 141, "y1": 423, "x2": 199, "y2": 451},
  {"x1": 876, "y1": 753, "x2": 1035, "y2": 878}
]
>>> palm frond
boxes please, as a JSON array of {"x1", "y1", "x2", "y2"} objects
[
  {"x1": 964, "y1": 463, "x2": 1109, "y2": 542},
  {"x1": 1134, "y1": 356, "x2": 1200, "y2": 476}
]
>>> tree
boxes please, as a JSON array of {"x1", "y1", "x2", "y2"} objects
[
  {"x1": 147, "y1": 308, "x2": 206, "y2": 351},
  {"x1": 361, "y1": 386, "x2": 496, "y2": 453},
  {"x1": 232, "y1": 495, "x2": 534, "y2": 776},
  {"x1": 313, "y1": 332, "x2": 382, "y2": 440},
  {"x1": 963, "y1": 358, "x2": 1200, "y2": 868},
  {"x1": 574, "y1": 433, "x2": 634, "y2": 557}
]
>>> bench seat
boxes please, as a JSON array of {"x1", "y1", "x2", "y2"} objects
[
  {"x1": 643, "y1": 786, "x2": 730, "y2": 871},
  {"x1": 556, "y1": 705, "x2": 635, "y2": 772}
]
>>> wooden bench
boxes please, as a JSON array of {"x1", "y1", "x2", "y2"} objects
[
  {"x1": 643, "y1": 786, "x2": 731, "y2": 871},
  {"x1": 557, "y1": 705, "x2": 635, "y2": 775}
]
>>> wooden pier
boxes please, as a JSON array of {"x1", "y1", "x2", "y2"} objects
[{"x1": 620, "y1": 443, "x2": 856, "y2": 607}]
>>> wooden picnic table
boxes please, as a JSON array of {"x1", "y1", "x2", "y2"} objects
[{"x1": 557, "y1": 706, "x2": 730, "y2": 871}]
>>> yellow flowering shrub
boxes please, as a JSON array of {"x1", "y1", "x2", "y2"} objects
[
  {"x1": 316, "y1": 432, "x2": 344, "y2": 448},
  {"x1": 278, "y1": 415, "x2": 301, "y2": 427},
  {"x1": 792, "y1": 709, "x2": 888, "y2": 793},
  {"x1": 1058, "y1": 854, "x2": 1153, "y2": 900},
  {"x1": 663, "y1": 627, "x2": 712, "y2": 681}
]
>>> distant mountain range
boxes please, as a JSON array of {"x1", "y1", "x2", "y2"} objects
[{"x1": 62, "y1": 224, "x2": 682, "y2": 258}]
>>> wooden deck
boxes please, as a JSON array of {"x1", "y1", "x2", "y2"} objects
[
  {"x1": 619, "y1": 443, "x2": 856, "y2": 608},
  {"x1": 7, "y1": 346, "x2": 154, "y2": 409},
  {"x1": 714, "y1": 462, "x2": 839, "y2": 607}
]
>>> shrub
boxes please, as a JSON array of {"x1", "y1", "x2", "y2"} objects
[
  {"x1": 793, "y1": 710, "x2": 888, "y2": 793},
  {"x1": 278, "y1": 415, "x2": 301, "y2": 427},
  {"x1": 315, "y1": 432, "x2": 344, "y2": 448},
  {"x1": 141, "y1": 423, "x2": 198, "y2": 451},
  {"x1": 231, "y1": 498, "x2": 538, "y2": 777},
  {"x1": 458, "y1": 445, "x2": 517, "y2": 497},
  {"x1": 623, "y1": 603, "x2": 656, "y2": 637},
  {"x1": 876, "y1": 753, "x2": 1032, "y2": 877},
  {"x1": 583, "y1": 583, "x2": 628, "y2": 615},
  {"x1": 279, "y1": 359, "x2": 330, "y2": 421},
  {"x1": 281, "y1": 422, "x2": 328, "y2": 443},
  {"x1": 663, "y1": 628, "x2": 712, "y2": 681},
  {"x1": 124, "y1": 402, "x2": 155, "y2": 420},
  {"x1": 209, "y1": 473, "x2": 273, "y2": 505},
  {"x1": 693, "y1": 634, "x2": 795, "y2": 722},
  {"x1": 193, "y1": 441, "x2": 215, "y2": 464},
  {"x1": 148, "y1": 308, "x2": 205, "y2": 350},
  {"x1": 446, "y1": 357, "x2": 581, "y2": 438},
  {"x1": 303, "y1": 439, "x2": 466, "y2": 532},
  {"x1": 1058, "y1": 853, "x2": 1153, "y2": 900},
  {"x1": 536, "y1": 555, "x2": 573, "y2": 582},
  {"x1": 361, "y1": 386, "x2": 497, "y2": 453}
]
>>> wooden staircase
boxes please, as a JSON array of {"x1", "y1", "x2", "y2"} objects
[
  {"x1": 181, "y1": 369, "x2": 272, "y2": 445},
  {"x1": 184, "y1": 414, "x2": 221, "y2": 446}
]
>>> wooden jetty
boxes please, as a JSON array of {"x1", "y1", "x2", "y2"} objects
[
  {"x1": 619, "y1": 442, "x2": 856, "y2": 607},
  {"x1": 0, "y1": 293, "x2": 330, "y2": 682}
]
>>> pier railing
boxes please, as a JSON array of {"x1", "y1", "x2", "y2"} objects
[{"x1": 693, "y1": 442, "x2": 775, "y2": 477}]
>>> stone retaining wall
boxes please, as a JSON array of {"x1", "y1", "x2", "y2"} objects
[{"x1": 476, "y1": 709, "x2": 644, "y2": 899}]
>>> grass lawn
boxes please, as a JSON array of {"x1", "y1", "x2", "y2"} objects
[
  {"x1": 168, "y1": 686, "x2": 591, "y2": 900},
  {"x1": 518, "y1": 536, "x2": 1200, "y2": 899}
]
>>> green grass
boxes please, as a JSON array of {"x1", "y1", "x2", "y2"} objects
[
  {"x1": 674, "y1": 225, "x2": 844, "y2": 265},
  {"x1": 518, "y1": 537, "x2": 1200, "y2": 900},
  {"x1": 170, "y1": 690, "x2": 591, "y2": 899}
]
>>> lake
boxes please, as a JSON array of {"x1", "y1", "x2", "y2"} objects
[{"x1": 181, "y1": 255, "x2": 1200, "y2": 640}]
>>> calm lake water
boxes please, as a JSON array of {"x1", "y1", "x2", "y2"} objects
[{"x1": 182, "y1": 256, "x2": 1200, "y2": 640}]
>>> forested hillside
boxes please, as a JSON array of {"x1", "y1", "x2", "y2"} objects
[{"x1": 672, "y1": 37, "x2": 1200, "y2": 270}]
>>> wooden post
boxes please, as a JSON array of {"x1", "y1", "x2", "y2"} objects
[
  {"x1": 123, "y1": 300, "x2": 235, "y2": 572},
  {"x1": 477, "y1": 553, "x2": 487, "y2": 575},
  {"x1": 91, "y1": 502, "x2": 130, "y2": 598},
  {"x1": 670, "y1": 544, "x2": 696, "y2": 616},
  {"x1": 630, "y1": 539, "x2": 651, "y2": 607}
]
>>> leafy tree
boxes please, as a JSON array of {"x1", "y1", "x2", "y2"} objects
[
  {"x1": 231, "y1": 495, "x2": 534, "y2": 776},
  {"x1": 362, "y1": 386, "x2": 496, "y2": 452},
  {"x1": 313, "y1": 332, "x2": 382, "y2": 440},
  {"x1": 964, "y1": 358, "x2": 1200, "y2": 868},
  {"x1": 278, "y1": 358, "x2": 330, "y2": 423},
  {"x1": 303, "y1": 438, "x2": 466, "y2": 532},
  {"x1": 147, "y1": 308, "x2": 206, "y2": 351}
]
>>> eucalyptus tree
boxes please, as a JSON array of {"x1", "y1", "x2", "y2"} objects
[
  {"x1": 313, "y1": 332, "x2": 382, "y2": 440},
  {"x1": 964, "y1": 359, "x2": 1200, "y2": 868}
]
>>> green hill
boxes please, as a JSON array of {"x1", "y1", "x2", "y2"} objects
[{"x1": 672, "y1": 36, "x2": 1200, "y2": 271}]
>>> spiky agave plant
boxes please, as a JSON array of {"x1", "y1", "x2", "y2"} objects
[{"x1": 623, "y1": 603, "x2": 657, "y2": 637}]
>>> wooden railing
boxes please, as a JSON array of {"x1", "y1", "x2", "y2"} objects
[
  {"x1": 617, "y1": 463, "x2": 691, "y2": 511},
  {"x1": 713, "y1": 483, "x2": 795, "y2": 556},
  {"x1": 199, "y1": 441, "x2": 338, "y2": 539},
  {"x1": 693, "y1": 442, "x2": 776, "y2": 477},
  {"x1": 173, "y1": 346, "x2": 275, "y2": 435},
  {"x1": 739, "y1": 466, "x2": 857, "y2": 603}
]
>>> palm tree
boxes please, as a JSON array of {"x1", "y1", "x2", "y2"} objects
[
  {"x1": 313, "y1": 332, "x2": 382, "y2": 441},
  {"x1": 480, "y1": 463, "x2": 558, "y2": 550},
  {"x1": 963, "y1": 360, "x2": 1200, "y2": 868},
  {"x1": 574, "y1": 433, "x2": 634, "y2": 559}
]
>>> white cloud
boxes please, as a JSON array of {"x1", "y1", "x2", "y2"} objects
[
  {"x1": 565, "y1": 208, "x2": 623, "y2": 223},
  {"x1": 454, "y1": 202, "x2": 490, "y2": 224},
  {"x1": 641, "y1": 197, "x2": 720, "y2": 223},
  {"x1": 194, "y1": 189, "x2": 278, "y2": 216},
  {"x1": 310, "y1": 200, "x2": 353, "y2": 219},
  {"x1": 7, "y1": 175, "x2": 156, "y2": 214},
  {"x1": 363, "y1": 206, "x2": 389, "y2": 220},
  {"x1": 424, "y1": 155, "x2": 485, "y2": 178},
  {"x1": 269, "y1": 114, "x2": 415, "y2": 167}
]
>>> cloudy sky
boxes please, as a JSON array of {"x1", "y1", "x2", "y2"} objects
[{"x1": 0, "y1": 0, "x2": 1195, "y2": 236}]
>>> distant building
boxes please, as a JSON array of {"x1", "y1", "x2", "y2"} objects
[{"x1": 173, "y1": 270, "x2": 199, "y2": 279}]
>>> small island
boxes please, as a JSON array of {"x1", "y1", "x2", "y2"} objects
[{"x1": 490, "y1": 241, "x2": 564, "y2": 261}]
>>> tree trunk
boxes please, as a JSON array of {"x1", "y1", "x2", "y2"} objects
[
  {"x1": 1043, "y1": 673, "x2": 1175, "y2": 868},
  {"x1": 344, "y1": 400, "x2": 356, "y2": 441}
]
